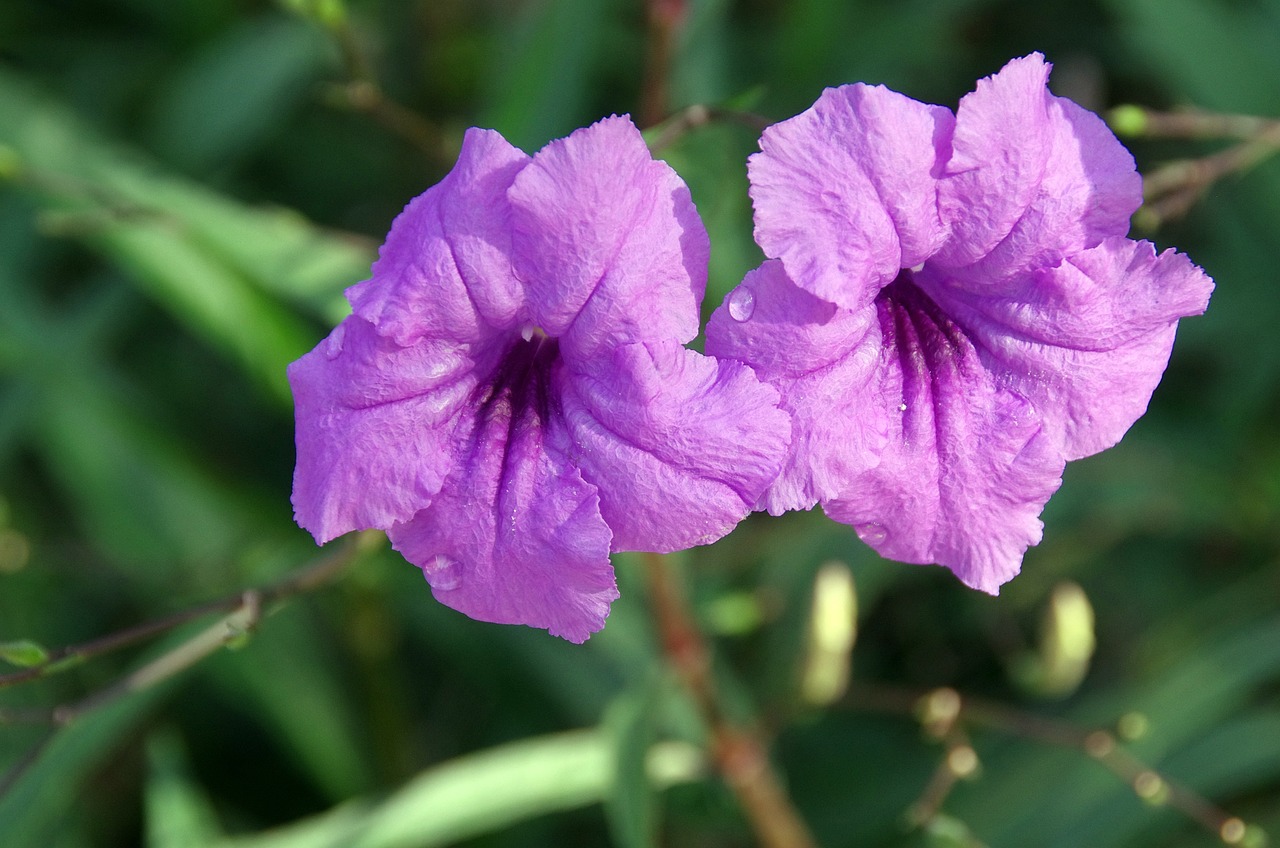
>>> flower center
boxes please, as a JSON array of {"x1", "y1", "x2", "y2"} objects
[
  {"x1": 476, "y1": 331, "x2": 561, "y2": 428},
  {"x1": 877, "y1": 268, "x2": 976, "y2": 396}
]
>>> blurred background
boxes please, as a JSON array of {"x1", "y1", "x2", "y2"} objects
[{"x1": 1, "y1": 0, "x2": 1278, "y2": 846}]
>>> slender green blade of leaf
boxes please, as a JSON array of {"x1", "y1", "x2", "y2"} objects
[
  {"x1": 145, "y1": 729, "x2": 227, "y2": 848},
  {"x1": 603, "y1": 682, "x2": 662, "y2": 848},
  {"x1": 147, "y1": 16, "x2": 332, "y2": 172},
  {"x1": 204, "y1": 606, "x2": 375, "y2": 802},
  {"x1": 480, "y1": 0, "x2": 619, "y2": 149},
  {"x1": 0, "y1": 69, "x2": 374, "y2": 404},
  {"x1": 216, "y1": 730, "x2": 701, "y2": 848}
]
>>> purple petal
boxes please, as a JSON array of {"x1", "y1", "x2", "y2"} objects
[
  {"x1": 933, "y1": 54, "x2": 1055, "y2": 269},
  {"x1": 934, "y1": 54, "x2": 1141, "y2": 276},
  {"x1": 346, "y1": 128, "x2": 530, "y2": 345},
  {"x1": 749, "y1": 83, "x2": 953, "y2": 310},
  {"x1": 923, "y1": 237, "x2": 1214, "y2": 460},
  {"x1": 823, "y1": 281, "x2": 1066, "y2": 593},
  {"x1": 559, "y1": 339, "x2": 791, "y2": 552},
  {"x1": 706, "y1": 260, "x2": 886, "y2": 513},
  {"x1": 718, "y1": 54, "x2": 1211, "y2": 596},
  {"x1": 949, "y1": 98, "x2": 1140, "y2": 285},
  {"x1": 388, "y1": 400, "x2": 617, "y2": 643},
  {"x1": 509, "y1": 116, "x2": 708, "y2": 358},
  {"x1": 289, "y1": 316, "x2": 491, "y2": 543}
]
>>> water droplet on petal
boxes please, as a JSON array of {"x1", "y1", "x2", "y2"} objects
[
  {"x1": 423, "y1": 554, "x2": 462, "y2": 591},
  {"x1": 855, "y1": 522, "x2": 888, "y2": 546},
  {"x1": 727, "y1": 287, "x2": 755, "y2": 322},
  {"x1": 898, "y1": 402, "x2": 907, "y2": 412}
]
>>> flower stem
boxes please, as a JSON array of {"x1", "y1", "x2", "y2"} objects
[
  {"x1": 639, "y1": 0, "x2": 686, "y2": 128},
  {"x1": 641, "y1": 551, "x2": 819, "y2": 848}
]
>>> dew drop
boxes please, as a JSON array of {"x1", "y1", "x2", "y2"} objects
[
  {"x1": 727, "y1": 287, "x2": 755, "y2": 322},
  {"x1": 855, "y1": 522, "x2": 888, "y2": 546},
  {"x1": 898, "y1": 402, "x2": 907, "y2": 412},
  {"x1": 424, "y1": 554, "x2": 462, "y2": 591}
]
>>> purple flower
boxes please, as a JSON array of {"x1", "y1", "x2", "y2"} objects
[
  {"x1": 706, "y1": 54, "x2": 1213, "y2": 593},
  {"x1": 290, "y1": 116, "x2": 790, "y2": 642}
]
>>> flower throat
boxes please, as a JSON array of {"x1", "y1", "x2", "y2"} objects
[{"x1": 475, "y1": 332, "x2": 561, "y2": 426}]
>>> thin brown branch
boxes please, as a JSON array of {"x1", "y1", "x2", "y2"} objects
[
  {"x1": 642, "y1": 551, "x2": 819, "y2": 848},
  {"x1": 647, "y1": 104, "x2": 774, "y2": 152},
  {"x1": 1139, "y1": 131, "x2": 1280, "y2": 228},
  {"x1": 0, "y1": 600, "x2": 261, "y2": 801},
  {"x1": 0, "y1": 533, "x2": 381, "y2": 801},
  {"x1": 318, "y1": 15, "x2": 454, "y2": 166},
  {"x1": 846, "y1": 684, "x2": 1259, "y2": 844},
  {"x1": 1110, "y1": 105, "x2": 1280, "y2": 141},
  {"x1": 1107, "y1": 105, "x2": 1280, "y2": 229},
  {"x1": 58, "y1": 592, "x2": 261, "y2": 725},
  {"x1": 0, "y1": 598, "x2": 228, "y2": 690},
  {"x1": 1, "y1": 532, "x2": 380, "y2": 690},
  {"x1": 331, "y1": 13, "x2": 375, "y2": 86},
  {"x1": 906, "y1": 756, "x2": 962, "y2": 827},
  {"x1": 324, "y1": 81, "x2": 454, "y2": 166}
]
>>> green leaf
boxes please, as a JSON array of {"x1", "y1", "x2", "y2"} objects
[
  {"x1": 204, "y1": 605, "x2": 375, "y2": 802},
  {"x1": 479, "y1": 0, "x2": 622, "y2": 150},
  {"x1": 145, "y1": 729, "x2": 226, "y2": 848},
  {"x1": 1103, "y1": 0, "x2": 1280, "y2": 113},
  {"x1": 0, "y1": 68, "x2": 375, "y2": 405},
  {"x1": 0, "y1": 639, "x2": 49, "y2": 668},
  {"x1": 922, "y1": 814, "x2": 989, "y2": 848},
  {"x1": 277, "y1": 0, "x2": 348, "y2": 30},
  {"x1": 214, "y1": 730, "x2": 701, "y2": 848},
  {"x1": 147, "y1": 16, "x2": 333, "y2": 172},
  {"x1": 603, "y1": 682, "x2": 662, "y2": 848}
]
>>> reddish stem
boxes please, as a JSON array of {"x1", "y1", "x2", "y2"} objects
[
  {"x1": 642, "y1": 552, "x2": 819, "y2": 848},
  {"x1": 639, "y1": 0, "x2": 687, "y2": 128}
]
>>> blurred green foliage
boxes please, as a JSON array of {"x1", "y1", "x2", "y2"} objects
[{"x1": 1, "y1": 0, "x2": 1278, "y2": 846}]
